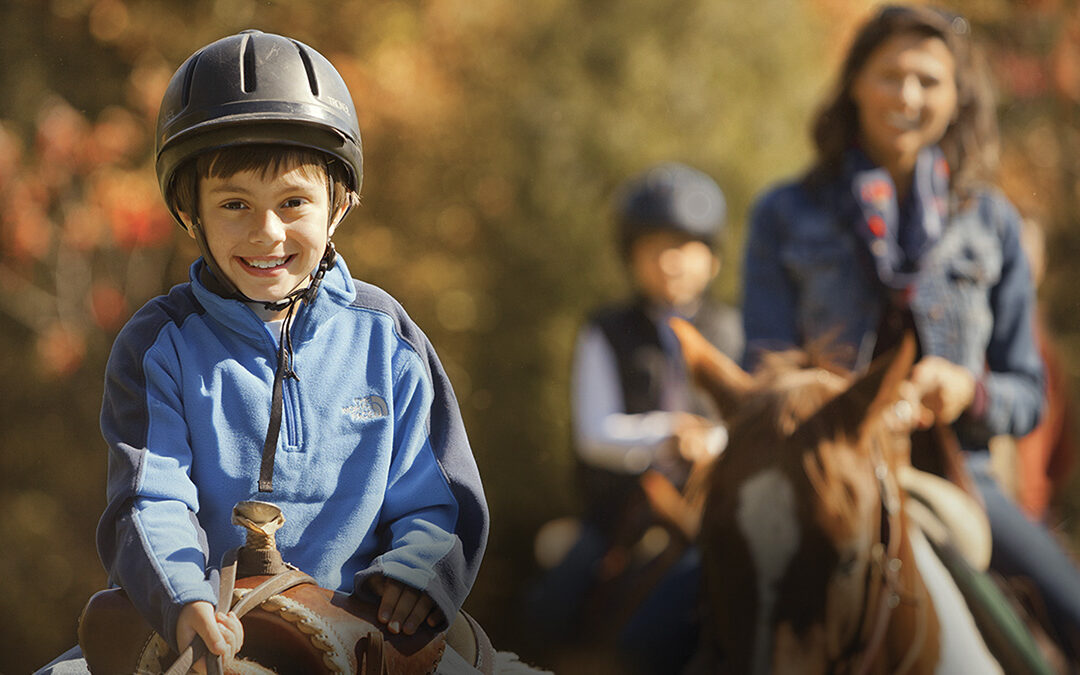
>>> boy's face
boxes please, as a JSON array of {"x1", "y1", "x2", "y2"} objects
[
  {"x1": 629, "y1": 231, "x2": 718, "y2": 310},
  {"x1": 187, "y1": 164, "x2": 335, "y2": 308}
]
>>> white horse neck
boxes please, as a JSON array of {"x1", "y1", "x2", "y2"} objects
[{"x1": 907, "y1": 524, "x2": 1002, "y2": 675}]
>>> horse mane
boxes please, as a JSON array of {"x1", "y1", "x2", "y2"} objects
[
  {"x1": 741, "y1": 345, "x2": 852, "y2": 437},
  {"x1": 721, "y1": 344, "x2": 880, "y2": 543}
]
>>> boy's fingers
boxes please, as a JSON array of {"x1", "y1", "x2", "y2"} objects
[
  {"x1": 389, "y1": 586, "x2": 421, "y2": 634},
  {"x1": 217, "y1": 611, "x2": 244, "y2": 656},
  {"x1": 371, "y1": 577, "x2": 441, "y2": 635},
  {"x1": 181, "y1": 602, "x2": 229, "y2": 656},
  {"x1": 402, "y1": 594, "x2": 434, "y2": 635},
  {"x1": 199, "y1": 620, "x2": 229, "y2": 657},
  {"x1": 377, "y1": 579, "x2": 403, "y2": 625}
]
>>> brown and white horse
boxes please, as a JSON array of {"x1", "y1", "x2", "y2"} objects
[{"x1": 669, "y1": 319, "x2": 1001, "y2": 675}]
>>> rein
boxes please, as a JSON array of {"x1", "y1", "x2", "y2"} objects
[
  {"x1": 163, "y1": 566, "x2": 321, "y2": 675},
  {"x1": 834, "y1": 437, "x2": 929, "y2": 675}
]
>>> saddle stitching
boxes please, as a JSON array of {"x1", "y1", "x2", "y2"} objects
[{"x1": 232, "y1": 586, "x2": 354, "y2": 673}]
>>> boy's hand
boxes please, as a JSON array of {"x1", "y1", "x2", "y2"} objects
[
  {"x1": 176, "y1": 600, "x2": 244, "y2": 673},
  {"x1": 368, "y1": 575, "x2": 444, "y2": 635},
  {"x1": 671, "y1": 413, "x2": 723, "y2": 464}
]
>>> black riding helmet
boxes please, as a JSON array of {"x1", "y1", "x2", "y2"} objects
[
  {"x1": 156, "y1": 29, "x2": 363, "y2": 217},
  {"x1": 615, "y1": 162, "x2": 726, "y2": 257}
]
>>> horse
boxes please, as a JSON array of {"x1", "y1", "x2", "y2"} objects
[{"x1": 667, "y1": 318, "x2": 1018, "y2": 675}]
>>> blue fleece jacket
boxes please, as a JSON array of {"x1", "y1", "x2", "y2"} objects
[{"x1": 96, "y1": 256, "x2": 488, "y2": 649}]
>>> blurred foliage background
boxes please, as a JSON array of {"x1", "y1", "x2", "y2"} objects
[{"x1": 2, "y1": 0, "x2": 1079, "y2": 671}]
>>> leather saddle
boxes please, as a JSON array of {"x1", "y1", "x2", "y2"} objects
[
  {"x1": 78, "y1": 501, "x2": 494, "y2": 675},
  {"x1": 898, "y1": 464, "x2": 992, "y2": 572}
]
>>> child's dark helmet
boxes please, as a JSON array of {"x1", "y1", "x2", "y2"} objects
[
  {"x1": 155, "y1": 30, "x2": 364, "y2": 218},
  {"x1": 615, "y1": 162, "x2": 726, "y2": 255}
]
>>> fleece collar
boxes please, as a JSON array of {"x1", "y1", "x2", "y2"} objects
[{"x1": 188, "y1": 254, "x2": 357, "y2": 345}]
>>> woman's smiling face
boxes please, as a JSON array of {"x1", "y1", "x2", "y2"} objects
[
  {"x1": 851, "y1": 31, "x2": 958, "y2": 176},
  {"x1": 190, "y1": 163, "x2": 332, "y2": 314}
]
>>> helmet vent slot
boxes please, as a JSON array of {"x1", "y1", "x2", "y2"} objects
[
  {"x1": 293, "y1": 41, "x2": 319, "y2": 97},
  {"x1": 180, "y1": 53, "x2": 200, "y2": 108},
  {"x1": 240, "y1": 33, "x2": 257, "y2": 94}
]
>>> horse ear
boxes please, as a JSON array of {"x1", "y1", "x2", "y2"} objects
[
  {"x1": 669, "y1": 317, "x2": 754, "y2": 419},
  {"x1": 798, "y1": 330, "x2": 918, "y2": 442}
]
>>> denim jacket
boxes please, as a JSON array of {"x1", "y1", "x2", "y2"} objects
[{"x1": 741, "y1": 178, "x2": 1044, "y2": 450}]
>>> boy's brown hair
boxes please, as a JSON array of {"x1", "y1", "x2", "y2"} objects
[{"x1": 169, "y1": 144, "x2": 357, "y2": 225}]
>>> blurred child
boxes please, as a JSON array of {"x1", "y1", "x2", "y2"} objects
[
  {"x1": 572, "y1": 161, "x2": 740, "y2": 546},
  {"x1": 530, "y1": 162, "x2": 741, "y2": 672}
]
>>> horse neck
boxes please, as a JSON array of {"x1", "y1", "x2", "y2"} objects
[
  {"x1": 881, "y1": 518, "x2": 942, "y2": 674},
  {"x1": 847, "y1": 449, "x2": 941, "y2": 675}
]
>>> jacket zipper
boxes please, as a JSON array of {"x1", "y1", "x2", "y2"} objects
[
  {"x1": 264, "y1": 317, "x2": 302, "y2": 451},
  {"x1": 283, "y1": 376, "x2": 300, "y2": 449}
]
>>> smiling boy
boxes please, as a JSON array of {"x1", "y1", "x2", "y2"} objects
[
  {"x1": 81, "y1": 30, "x2": 487, "y2": 670},
  {"x1": 188, "y1": 163, "x2": 337, "y2": 311}
]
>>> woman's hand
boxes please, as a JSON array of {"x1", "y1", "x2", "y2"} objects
[
  {"x1": 176, "y1": 600, "x2": 244, "y2": 674},
  {"x1": 368, "y1": 574, "x2": 445, "y2": 635},
  {"x1": 909, "y1": 355, "x2": 976, "y2": 426}
]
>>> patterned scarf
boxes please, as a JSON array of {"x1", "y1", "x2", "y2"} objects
[{"x1": 845, "y1": 146, "x2": 950, "y2": 295}]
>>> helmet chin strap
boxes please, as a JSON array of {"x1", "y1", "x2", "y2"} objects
[
  {"x1": 189, "y1": 168, "x2": 342, "y2": 493},
  {"x1": 251, "y1": 240, "x2": 337, "y2": 493}
]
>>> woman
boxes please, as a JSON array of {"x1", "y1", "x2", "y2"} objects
[{"x1": 742, "y1": 4, "x2": 1080, "y2": 658}]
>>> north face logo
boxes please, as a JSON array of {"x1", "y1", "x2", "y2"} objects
[{"x1": 343, "y1": 395, "x2": 389, "y2": 422}]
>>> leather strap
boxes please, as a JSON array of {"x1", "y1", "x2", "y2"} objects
[
  {"x1": 463, "y1": 611, "x2": 497, "y2": 675},
  {"x1": 163, "y1": 635, "x2": 209, "y2": 675},
  {"x1": 206, "y1": 549, "x2": 238, "y2": 675},
  {"x1": 230, "y1": 569, "x2": 315, "y2": 615},
  {"x1": 163, "y1": 565, "x2": 316, "y2": 675},
  {"x1": 258, "y1": 315, "x2": 295, "y2": 493},
  {"x1": 360, "y1": 630, "x2": 387, "y2": 675}
]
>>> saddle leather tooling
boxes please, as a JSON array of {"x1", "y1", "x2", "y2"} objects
[{"x1": 78, "y1": 501, "x2": 494, "y2": 675}]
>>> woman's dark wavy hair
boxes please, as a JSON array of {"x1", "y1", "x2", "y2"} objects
[{"x1": 806, "y1": 5, "x2": 998, "y2": 198}]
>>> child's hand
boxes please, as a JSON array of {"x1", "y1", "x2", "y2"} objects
[
  {"x1": 671, "y1": 413, "x2": 722, "y2": 463},
  {"x1": 176, "y1": 600, "x2": 244, "y2": 673},
  {"x1": 368, "y1": 574, "x2": 445, "y2": 635}
]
